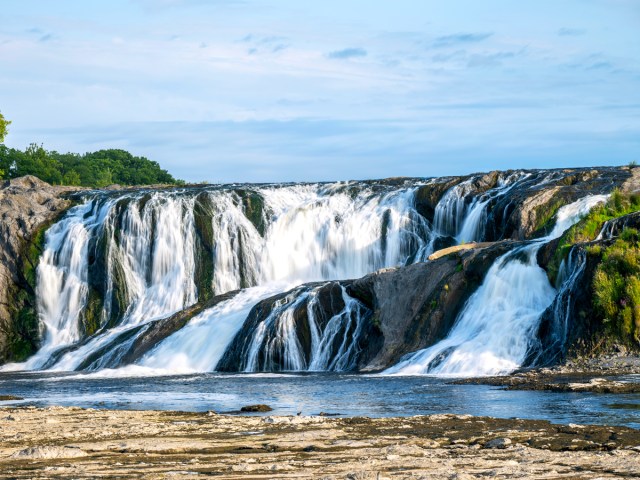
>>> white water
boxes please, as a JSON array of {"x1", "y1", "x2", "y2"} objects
[
  {"x1": 257, "y1": 185, "x2": 431, "y2": 283},
  {"x1": 307, "y1": 286, "x2": 368, "y2": 371},
  {"x1": 238, "y1": 283, "x2": 369, "y2": 372},
  {"x1": 386, "y1": 195, "x2": 608, "y2": 376},
  {"x1": 6, "y1": 173, "x2": 611, "y2": 376},
  {"x1": 434, "y1": 172, "x2": 526, "y2": 243},
  {"x1": 140, "y1": 285, "x2": 286, "y2": 373},
  {"x1": 11, "y1": 201, "x2": 113, "y2": 370},
  {"x1": 10, "y1": 182, "x2": 434, "y2": 372}
]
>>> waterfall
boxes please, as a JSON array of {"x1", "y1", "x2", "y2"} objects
[
  {"x1": 525, "y1": 247, "x2": 588, "y2": 367},
  {"x1": 6, "y1": 169, "x2": 616, "y2": 375},
  {"x1": 140, "y1": 286, "x2": 281, "y2": 373},
  {"x1": 13, "y1": 181, "x2": 433, "y2": 371},
  {"x1": 433, "y1": 172, "x2": 527, "y2": 243},
  {"x1": 386, "y1": 195, "x2": 608, "y2": 376},
  {"x1": 20, "y1": 202, "x2": 98, "y2": 369},
  {"x1": 236, "y1": 283, "x2": 370, "y2": 372}
]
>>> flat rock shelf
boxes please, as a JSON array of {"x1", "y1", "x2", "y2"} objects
[{"x1": 1, "y1": 406, "x2": 640, "y2": 479}]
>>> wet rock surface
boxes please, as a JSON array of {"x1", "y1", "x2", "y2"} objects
[
  {"x1": 453, "y1": 357, "x2": 640, "y2": 393},
  {"x1": 1, "y1": 406, "x2": 639, "y2": 479},
  {"x1": 353, "y1": 241, "x2": 518, "y2": 370},
  {"x1": 0, "y1": 176, "x2": 85, "y2": 363}
]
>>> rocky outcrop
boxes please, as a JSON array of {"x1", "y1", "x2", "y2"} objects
[
  {"x1": 485, "y1": 168, "x2": 630, "y2": 240},
  {"x1": 0, "y1": 176, "x2": 84, "y2": 363},
  {"x1": 216, "y1": 241, "x2": 516, "y2": 372},
  {"x1": 531, "y1": 211, "x2": 640, "y2": 367},
  {"x1": 350, "y1": 241, "x2": 517, "y2": 370}
]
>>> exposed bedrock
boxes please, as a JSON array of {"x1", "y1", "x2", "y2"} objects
[
  {"x1": 217, "y1": 241, "x2": 516, "y2": 372},
  {"x1": 414, "y1": 167, "x2": 631, "y2": 240},
  {"x1": 0, "y1": 166, "x2": 636, "y2": 370},
  {"x1": 0, "y1": 176, "x2": 85, "y2": 363},
  {"x1": 350, "y1": 241, "x2": 517, "y2": 370}
]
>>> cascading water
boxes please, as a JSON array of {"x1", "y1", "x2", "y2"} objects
[
  {"x1": 140, "y1": 286, "x2": 282, "y2": 373},
  {"x1": 236, "y1": 283, "x2": 370, "y2": 372},
  {"x1": 20, "y1": 202, "x2": 99, "y2": 370},
  {"x1": 433, "y1": 172, "x2": 527, "y2": 243},
  {"x1": 9, "y1": 181, "x2": 434, "y2": 372},
  {"x1": 525, "y1": 247, "x2": 589, "y2": 367},
  {"x1": 386, "y1": 195, "x2": 608, "y2": 376},
  {"x1": 4, "y1": 168, "x2": 618, "y2": 376}
]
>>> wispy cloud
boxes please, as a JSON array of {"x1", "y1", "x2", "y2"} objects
[
  {"x1": 432, "y1": 32, "x2": 492, "y2": 48},
  {"x1": 241, "y1": 34, "x2": 290, "y2": 55},
  {"x1": 467, "y1": 51, "x2": 519, "y2": 68},
  {"x1": 558, "y1": 28, "x2": 586, "y2": 36},
  {"x1": 327, "y1": 47, "x2": 367, "y2": 60},
  {"x1": 38, "y1": 33, "x2": 54, "y2": 43}
]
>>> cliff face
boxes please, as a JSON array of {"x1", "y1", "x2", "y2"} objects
[
  {"x1": 0, "y1": 176, "x2": 84, "y2": 363},
  {"x1": 1, "y1": 167, "x2": 638, "y2": 372}
]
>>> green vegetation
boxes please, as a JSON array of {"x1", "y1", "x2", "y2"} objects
[
  {"x1": 532, "y1": 199, "x2": 563, "y2": 236},
  {"x1": 548, "y1": 190, "x2": 640, "y2": 283},
  {"x1": 563, "y1": 189, "x2": 640, "y2": 245},
  {"x1": 0, "y1": 111, "x2": 10, "y2": 178},
  {"x1": 0, "y1": 144, "x2": 182, "y2": 187},
  {"x1": 0, "y1": 113, "x2": 182, "y2": 187},
  {"x1": 592, "y1": 228, "x2": 640, "y2": 344},
  {"x1": 0, "y1": 111, "x2": 10, "y2": 144}
]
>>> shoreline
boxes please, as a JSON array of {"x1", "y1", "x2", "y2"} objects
[{"x1": 1, "y1": 406, "x2": 639, "y2": 479}]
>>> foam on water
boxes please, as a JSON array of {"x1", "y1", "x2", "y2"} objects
[{"x1": 386, "y1": 195, "x2": 608, "y2": 376}]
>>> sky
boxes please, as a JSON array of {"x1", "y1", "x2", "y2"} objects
[{"x1": 1, "y1": 0, "x2": 639, "y2": 183}]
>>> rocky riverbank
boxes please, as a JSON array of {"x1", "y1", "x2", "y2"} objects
[
  {"x1": 1, "y1": 406, "x2": 639, "y2": 479},
  {"x1": 454, "y1": 354, "x2": 640, "y2": 394}
]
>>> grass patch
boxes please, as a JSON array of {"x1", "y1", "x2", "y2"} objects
[
  {"x1": 547, "y1": 190, "x2": 640, "y2": 283},
  {"x1": 592, "y1": 228, "x2": 640, "y2": 344}
]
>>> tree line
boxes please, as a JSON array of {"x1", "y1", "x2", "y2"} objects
[{"x1": 0, "y1": 111, "x2": 182, "y2": 187}]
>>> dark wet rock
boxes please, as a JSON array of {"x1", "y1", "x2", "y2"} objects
[
  {"x1": 0, "y1": 176, "x2": 86, "y2": 363},
  {"x1": 484, "y1": 437, "x2": 512, "y2": 449},
  {"x1": 76, "y1": 290, "x2": 240, "y2": 370},
  {"x1": 452, "y1": 370, "x2": 640, "y2": 394},
  {"x1": 354, "y1": 241, "x2": 518, "y2": 370},
  {"x1": 480, "y1": 168, "x2": 630, "y2": 241},
  {"x1": 413, "y1": 176, "x2": 467, "y2": 223},
  {"x1": 0, "y1": 395, "x2": 23, "y2": 401},
  {"x1": 240, "y1": 404, "x2": 273, "y2": 412},
  {"x1": 217, "y1": 281, "x2": 380, "y2": 372}
]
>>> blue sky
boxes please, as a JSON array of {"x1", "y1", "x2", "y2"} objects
[{"x1": 1, "y1": 0, "x2": 638, "y2": 182}]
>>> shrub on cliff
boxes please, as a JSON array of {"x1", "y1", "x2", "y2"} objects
[
  {"x1": 592, "y1": 228, "x2": 640, "y2": 344},
  {"x1": 547, "y1": 190, "x2": 640, "y2": 283}
]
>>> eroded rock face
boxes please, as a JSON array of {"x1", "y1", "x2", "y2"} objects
[
  {"x1": 350, "y1": 242, "x2": 517, "y2": 370},
  {"x1": 485, "y1": 168, "x2": 630, "y2": 241},
  {"x1": 216, "y1": 242, "x2": 516, "y2": 372},
  {"x1": 0, "y1": 176, "x2": 85, "y2": 363}
]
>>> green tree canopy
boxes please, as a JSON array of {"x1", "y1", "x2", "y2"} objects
[
  {"x1": 0, "y1": 144, "x2": 182, "y2": 187},
  {"x1": 0, "y1": 114, "x2": 181, "y2": 186},
  {"x1": 0, "y1": 111, "x2": 10, "y2": 144}
]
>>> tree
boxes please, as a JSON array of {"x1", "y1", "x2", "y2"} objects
[{"x1": 0, "y1": 111, "x2": 10, "y2": 144}]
